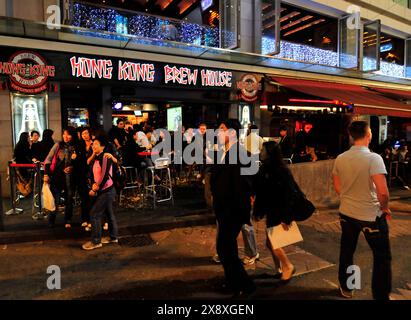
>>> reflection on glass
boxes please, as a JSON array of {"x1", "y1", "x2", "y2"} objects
[
  {"x1": 339, "y1": 17, "x2": 359, "y2": 69},
  {"x1": 362, "y1": 20, "x2": 380, "y2": 72},
  {"x1": 11, "y1": 93, "x2": 47, "y2": 146}
]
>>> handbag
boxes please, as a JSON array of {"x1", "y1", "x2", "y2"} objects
[
  {"x1": 15, "y1": 169, "x2": 32, "y2": 197},
  {"x1": 42, "y1": 183, "x2": 56, "y2": 212},
  {"x1": 285, "y1": 174, "x2": 316, "y2": 222}
]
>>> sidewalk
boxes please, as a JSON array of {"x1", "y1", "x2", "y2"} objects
[
  {"x1": 1, "y1": 186, "x2": 410, "y2": 245},
  {"x1": 0, "y1": 184, "x2": 215, "y2": 245}
]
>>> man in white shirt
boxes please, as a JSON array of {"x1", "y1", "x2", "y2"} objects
[{"x1": 333, "y1": 121, "x2": 392, "y2": 300}]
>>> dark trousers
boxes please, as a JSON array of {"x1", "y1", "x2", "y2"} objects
[
  {"x1": 90, "y1": 188, "x2": 118, "y2": 245},
  {"x1": 76, "y1": 177, "x2": 90, "y2": 223},
  {"x1": 49, "y1": 173, "x2": 75, "y2": 225},
  {"x1": 339, "y1": 213, "x2": 392, "y2": 300},
  {"x1": 216, "y1": 217, "x2": 255, "y2": 294}
]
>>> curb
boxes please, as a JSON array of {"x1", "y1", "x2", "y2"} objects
[{"x1": 0, "y1": 211, "x2": 216, "y2": 245}]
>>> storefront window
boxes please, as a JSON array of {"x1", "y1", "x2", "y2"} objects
[
  {"x1": 339, "y1": 15, "x2": 360, "y2": 69},
  {"x1": 67, "y1": 108, "x2": 90, "y2": 128},
  {"x1": 260, "y1": 0, "x2": 281, "y2": 55},
  {"x1": 11, "y1": 93, "x2": 48, "y2": 145}
]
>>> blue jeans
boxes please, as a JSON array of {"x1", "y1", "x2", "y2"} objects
[
  {"x1": 241, "y1": 222, "x2": 258, "y2": 258},
  {"x1": 90, "y1": 188, "x2": 118, "y2": 245}
]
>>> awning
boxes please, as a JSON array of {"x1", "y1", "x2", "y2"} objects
[
  {"x1": 367, "y1": 87, "x2": 411, "y2": 101},
  {"x1": 272, "y1": 76, "x2": 411, "y2": 118}
]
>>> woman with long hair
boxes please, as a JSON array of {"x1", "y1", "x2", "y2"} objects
[
  {"x1": 253, "y1": 141, "x2": 296, "y2": 282},
  {"x1": 76, "y1": 127, "x2": 94, "y2": 230},
  {"x1": 39, "y1": 129, "x2": 55, "y2": 162},
  {"x1": 13, "y1": 132, "x2": 32, "y2": 181},
  {"x1": 44, "y1": 127, "x2": 79, "y2": 228}
]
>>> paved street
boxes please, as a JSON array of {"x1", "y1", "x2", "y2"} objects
[{"x1": 1, "y1": 198, "x2": 410, "y2": 300}]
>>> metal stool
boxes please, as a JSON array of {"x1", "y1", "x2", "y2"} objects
[
  {"x1": 144, "y1": 158, "x2": 174, "y2": 209},
  {"x1": 389, "y1": 161, "x2": 399, "y2": 188},
  {"x1": 120, "y1": 167, "x2": 142, "y2": 207}
]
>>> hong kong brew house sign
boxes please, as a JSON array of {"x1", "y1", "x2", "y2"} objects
[
  {"x1": 0, "y1": 51, "x2": 56, "y2": 94},
  {"x1": 69, "y1": 56, "x2": 233, "y2": 88},
  {"x1": 1, "y1": 49, "x2": 234, "y2": 92}
]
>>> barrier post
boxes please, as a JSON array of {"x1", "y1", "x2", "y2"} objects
[{"x1": 6, "y1": 162, "x2": 24, "y2": 216}]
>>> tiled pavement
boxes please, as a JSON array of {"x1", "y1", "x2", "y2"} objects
[
  {"x1": 295, "y1": 203, "x2": 411, "y2": 300},
  {"x1": 391, "y1": 284, "x2": 411, "y2": 300},
  {"x1": 300, "y1": 200, "x2": 411, "y2": 239},
  {"x1": 237, "y1": 220, "x2": 335, "y2": 279}
]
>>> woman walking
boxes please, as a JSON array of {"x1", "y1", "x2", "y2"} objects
[
  {"x1": 82, "y1": 135, "x2": 119, "y2": 251},
  {"x1": 253, "y1": 141, "x2": 296, "y2": 282},
  {"x1": 44, "y1": 127, "x2": 79, "y2": 228}
]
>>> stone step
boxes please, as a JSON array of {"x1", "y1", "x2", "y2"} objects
[{"x1": 397, "y1": 289, "x2": 411, "y2": 300}]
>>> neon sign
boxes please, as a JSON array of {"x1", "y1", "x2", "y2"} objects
[{"x1": 70, "y1": 56, "x2": 232, "y2": 88}]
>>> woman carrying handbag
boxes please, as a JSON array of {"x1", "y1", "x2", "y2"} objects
[{"x1": 253, "y1": 142, "x2": 297, "y2": 283}]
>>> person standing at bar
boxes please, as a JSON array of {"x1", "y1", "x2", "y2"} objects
[
  {"x1": 278, "y1": 125, "x2": 293, "y2": 160},
  {"x1": 30, "y1": 131, "x2": 42, "y2": 163},
  {"x1": 210, "y1": 119, "x2": 256, "y2": 298},
  {"x1": 333, "y1": 121, "x2": 392, "y2": 300}
]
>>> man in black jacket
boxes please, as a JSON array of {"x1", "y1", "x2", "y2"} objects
[{"x1": 210, "y1": 119, "x2": 256, "y2": 297}]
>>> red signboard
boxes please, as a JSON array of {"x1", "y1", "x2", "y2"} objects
[{"x1": 0, "y1": 51, "x2": 55, "y2": 94}]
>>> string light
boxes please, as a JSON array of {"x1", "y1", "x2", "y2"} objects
[{"x1": 71, "y1": 2, "x2": 219, "y2": 46}]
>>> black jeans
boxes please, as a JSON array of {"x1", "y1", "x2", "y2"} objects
[
  {"x1": 49, "y1": 173, "x2": 75, "y2": 225},
  {"x1": 339, "y1": 213, "x2": 392, "y2": 300},
  {"x1": 216, "y1": 217, "x2": 255, "y2": 294},
  {"x1": 90, "y1": 188, "x2": 118, "y2": 245}
]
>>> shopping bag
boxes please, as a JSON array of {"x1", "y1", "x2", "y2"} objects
[
  {"x1": 42, "y1": 183, "x2": 56, "y2": 212},
  {"x1": 267, "y1": 222, "x2": 303, "y2": 250}
]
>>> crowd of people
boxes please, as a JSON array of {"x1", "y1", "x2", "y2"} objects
[{"x1": 10, "y1": 118, "x2": 393, "y2": 300}]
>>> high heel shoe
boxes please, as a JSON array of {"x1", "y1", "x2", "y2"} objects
[{"x1": 281, "y1": 266, "x2": 296, "y2": 283}]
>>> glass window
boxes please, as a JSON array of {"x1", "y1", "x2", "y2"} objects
[
  {"x1": 362, "y1": 20, "x2": 380, "y2": 72},
  {"x1": 261, "y1": 0, "x2": 281, "y2": 55},
  {"x1": 11, "y1": 93, "x2": 48, "y2": 146},
  {"x1": 339, "y1": 16, "x2": 360, "y2": 69}
]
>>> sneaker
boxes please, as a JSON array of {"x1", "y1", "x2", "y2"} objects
[
  {"x1": 101, "y1": 237, "x2": 119, "y2": 245},
  {"x1": 85, "y1": 224, "x2": 92, "y2": 232},
  {"x1": 65, "y1": 223, "x2": 72, "y2": 229},
  {"x1": 212, "y1": 254, "x2": 221, "y2": 263},
  {"x1": 103, "y1": 223, "x2": 109, "y2": 231},
  {"x1": 82, "y1": 241, "x2": 103, "y2": 251},
  {"x1": 242, "y1": 253, "x2": 260, "y2": 265},
  {"x1": 339, "y1": 286, "x2": 354, "y2": 299},
  {"x1": 81, "y1": 222, "x2": 88, "y2": 228}
]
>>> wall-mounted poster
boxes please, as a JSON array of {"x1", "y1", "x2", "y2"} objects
[
  {"x1": 11, "y1": 93, "x2": 48, "y2": 146},
  {"x1": 167, "y1": 107, "x2": 182, "y2": 132}
]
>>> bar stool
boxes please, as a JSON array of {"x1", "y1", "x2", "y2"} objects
[
  {"x1": 120, "y1": 166, "x2": 142, "y2": 207},
  {"x1": 144, "y1": 158, "x2": 174, "y2": 209},
  {"x1": 389, "y1": 161, "x2": 399, "y2": 188}
]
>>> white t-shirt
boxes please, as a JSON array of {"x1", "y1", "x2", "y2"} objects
[{"x1": 332, "y1": 146, "x2": 388, "y2": 222}]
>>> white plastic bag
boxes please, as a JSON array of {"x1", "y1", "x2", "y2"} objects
[{"x1": 42, "y1": 183, "x2": 56, "y2": 212}]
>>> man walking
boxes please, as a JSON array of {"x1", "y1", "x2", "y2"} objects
[
  {"x1": 210, "y1": 119, "x2": 256, "y2": 297},
  {"x1": 333, "y1": 121, "x2": 392, "y2": 300}
]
